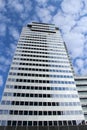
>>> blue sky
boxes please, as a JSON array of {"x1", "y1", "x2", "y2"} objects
[{"x1": 0, "y1": 0, "x2": 87, "y2": 99}]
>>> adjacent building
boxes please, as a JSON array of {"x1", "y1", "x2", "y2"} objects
[
  {"x1": 75, "y1": 76, "x2": 87, "y2": 122},
  {"x1": 0, "y1": 22, "x2": 85, "y2": 127}
]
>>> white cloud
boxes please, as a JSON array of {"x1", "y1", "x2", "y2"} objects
[
  {"x1": 9, "y1": 27, "x2": 19, "y2": 40},
  {"x1": 61, "y1": 0, "x2": 83, "y2": 14},
  {"x1": 8, "y1": 0, "x2": 24, "y2": 13},
  {"x1": 52, "y1": 0, "x2": 87, "y2": 75},
  {"x1": 47, "y1": 5, "x2": 56, "y2": 12},
  {"x1": 35, "y1": 0, "x2": 48, "y2": 6},
  {"x1": 75, "y1": 58, "x2": 84, "y2": 69},
  {"x1": 63, "y1": 32, "x2": 85, "y2": 58},
  {"x1": 36, "y1": 7, "x2": 52, "y2": 23},
  {"x1": 53, "y1": 12, "x2": 76, "y2": 33},
  {"x1": 0, "y1": 75, "x2": 3, "y2": 87}
]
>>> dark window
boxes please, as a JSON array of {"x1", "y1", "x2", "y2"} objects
[
  {"x1": 30, "y1": 102, "x2": 33, "y2": 105},
  {"x1": 59, "y1": 121, "x2": 62, "y2": 126},
  {"x1": 43, "y1": 111, "x2": 47, "y2": 115},
  {"x1": 34, "y1": 111, "x2": 37, "y2": 115},
  {"x1": 23, "y1": 121, "x2": 27, "y2": 126},
  {"x1": 39, "y1": 94, "x2": 42, "y2": 97},
  {"x1": 29, "y1": 111, "x2": 33, "y2": 115},
  {"x1": 63, "y1": 121, "x2": 67, "y2": 126},
  {"x1": 39, "y1": 87, "x2": 42, "y2": 90},
  {"x1": 72, "y1": 120, "x2": 76, "y2": 125},
  {"x1": 24, "y1": 111, "x2": 28, "y2": 115},
  {"x1": 39, "y1": 102, "x2": 42, "y2": 106},
  {"x1": 49, "y1": 121, "x2": 52, "y2": 126},
  {"x1": 44, "y1": 121, "x2": 47, "y2": 126},
  {"x1": 25, "y1": 102, "x2": 28, "y2": 105},
  {"x1": 47, "y1": 94, "x2": 50, "y2": 97},
  {"x1": 48, "y1": 102, "x2": 51, "y2": 106},
  {"x1": 54, "y1": 121, "x2": 57, "y2": 126},
  {"x1": 30, "y1": 94, "x2": 33, "y2": 97},
  {"x1": 14, "y1": 110, "x2": 18, "y2": 115},
  {"x1": 53, "y1": 111, "x2": 56, "y2": 115},
  {"x1": 33, "y1": 121, "x2": 37, "y2": 126},
  {"x1": 43, "y1": 94, "x2": 46, "y2": 97},
  {"x1": 34, "y1": 102, "x2": 38, "y2": 106},
  {"x1": 57, "y1": 111, "x2": 61, "y2": 115},
  {"x1": 52, "y1": 102, "x2": 55, "y2": 106},
  {"x1": 35, "y1": 94, "x2": 38, "y2": 97},
  {"x1": 68, "y1": 121, "x2": 72, "y2": 125},
  {"x1": 18, "y1": 121, "x2": 22, "y2": 126},
  {"x1": 35, "y1": 87, "x2": 38, "y2": 90},
  {"x1": 10, "y1": 110, "x2": 13, "y2": 115},
  {"x1": 28, "y1": 121, "x2": 32, "y2": 126},
  {"x1": 39, "y1": 111, "x2": 42, "y2": 115},
  {"x1": 48, "y1": 111, "x2": 51, "y2": 115},
  {"x1": 20, "y1": 102, "x2": 24, "y2": 105},
  {"x1": 19, "y1": 111, "x2": 23, "y2": 115},
  {"x1": 12, "y1": 121, "x2": 16, "y2": 126},
  {"x1": 16, "y1": 101, "x2": 19, "y2": 105},
  {"x1": 39, "y1": 121, "x2": 42, "y2": 126},
  {"x1": 43, "y1": 102, "x2": 46, "y2": 106},
  {"x1": 21, "y1": 93, "x2": 25, "y2": 97},
  {"x1": 7, "y1": 121, "x2": 11, "y2": 126},
  {"x1": 26, "y1": 94, "x2": 29, "y2": 97}
]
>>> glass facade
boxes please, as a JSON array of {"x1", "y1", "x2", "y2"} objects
[
  {"x1": 75, "y1": 76, "x2": 87, "y2": 123},
  {"x1": 0, "y1": 22, "x2": 85, "y2": 126}
]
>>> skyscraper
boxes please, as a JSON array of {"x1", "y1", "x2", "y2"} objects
[
  {"x1": 0, "y1": 22, "x2": 85, "y2": 128},
  {"x1": 75, "y1": 76, "x2": 87, "y2": 123}
]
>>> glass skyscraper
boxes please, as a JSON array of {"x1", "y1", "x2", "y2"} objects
[
  {"x1": 75, "y1": 76, "x2": 87, "y2": 123},
  {"x1": 0, "y1": 22, "x2": 85, "y2": 127}
]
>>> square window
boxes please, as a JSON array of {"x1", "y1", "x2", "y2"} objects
[
  {"x1": 25, "y1": 102, "x2": 28, "y2": 105},
  {"x1": 30, "y1": 102, "x2": 33, "y2": 105},
  {"x1": 23, "y1": 121, "x2": 27, "y2": 126},
  {"x1": 43, "y1": 102, "x2": 46, "y2": 106},
  {"x1": 34, "y1": 111, "x2": 37, "y2": 115},
  {"x1": 24, "y1": 111, "x2": 28, "y2": 115},
  {"x1": 49, "y1": 121, "x2": 52, "y2": 126},
  {"x1": 20, "y1": 102, "x2": 24, "y2": 105},
  {"x1": 39, "y1": 121, "x2": 42, "y2": 126},
  {"x1": 44, "y1": 121, "x2": 47, "y2": 126},
  {"x1": 33, "y1": 121, "x2": 37, "y2": 126},
  {"x1": 7, "y1": 121, "x2": 11, "y2": 126},
  {"x1": 59, "y1": 121, "x2": 62, "y2": 126},
  {"x1": 29, "y1": 111, "x2": 33, "y2": 115},
  {"x1": 14, "y1": 110, "x2": 18, "y2": 115},
  {"x1": 43, "y1": 94, "x2": 46, "y2": 97},
  {"x1": 43, "y1": 111, "x2": 47, "y2": 115},
  {"x1": 53, "y1": 111, "x2": 56, "y2": 115},
  {"x1": 18, "y1": 121, "x2": 22, "y2": 126},
  {"x1": 35, "y1": 94, "x2": 38, "y2": 97},
  {"x1": 19, "y1": 111, "x2": 23, "y2": 115},
  {"x1": 34, "y1": 102, "x2": 38, "y2": 106},
  {"x1": 39, "y1": 94, "x2": 42, "y2": 97},
  {"x1": 48, "y1": 102, "x2": 51, "y2": 106},
  {"x1": 54, "y1": 121, "x2": 57, "y2": 126},
  {"x1": 12, "y1": 121, "x2": 17, "y2": 126},
  {"x1": 39, "y1": 111, "x2": 42, "y2": 115}
]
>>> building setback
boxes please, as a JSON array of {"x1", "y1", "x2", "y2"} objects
[
  {"x1": 75, "y1": 76, "x2": 87, "y2": 123},
  {"x1": 0, "y1": 22, "x2": 85, "y2": 127}
]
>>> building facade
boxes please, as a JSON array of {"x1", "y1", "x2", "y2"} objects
[
  {"x1": 75, "y1": 76, "x2": 87, "y2": 122},
  {"x1": 0, "y1": 22, "x2": 85, "y2": 127}
]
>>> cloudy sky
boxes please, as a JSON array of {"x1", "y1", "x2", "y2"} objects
[{"x1": 0, "y1": 0, "x2": 87, "y2": 99}]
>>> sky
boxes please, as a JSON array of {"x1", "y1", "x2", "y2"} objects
[{"x1": 0, "y1": 0, "x2": 87, "y2": 99}]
